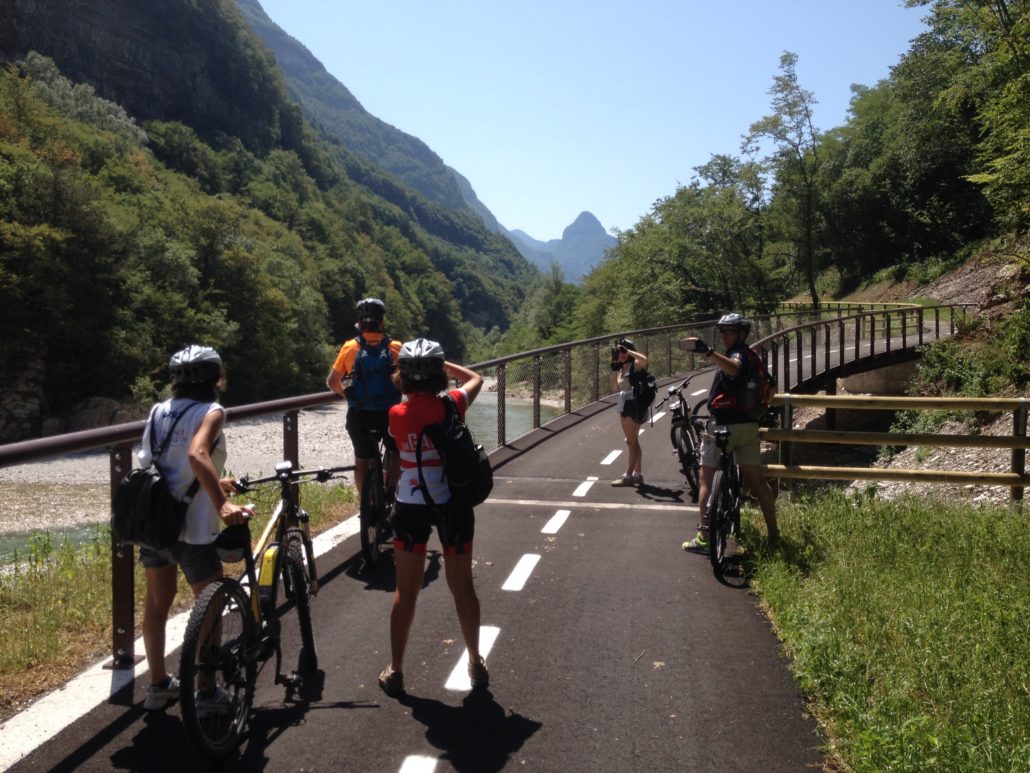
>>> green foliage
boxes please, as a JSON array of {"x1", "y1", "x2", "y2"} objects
[
  {"x1": 743, "y1": 492, "x2": 1030, "y2": 772},
  {"x1": 0, "y1": 56, "x2": 535, "y2": 428}
]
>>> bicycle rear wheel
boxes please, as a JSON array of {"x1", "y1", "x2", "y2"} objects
[
  {"x1": 180, "y1": 578, "x2": 257, "y2": 760},
  {"x1": 360, "y1": 466, "x2": 385, "y2": 564},
  {"x1": 283, "y1": 528, "x2": 317, "y2": 672},
  {"x1": 707, "y1": 470, "x2": 731, "y2": 576}
]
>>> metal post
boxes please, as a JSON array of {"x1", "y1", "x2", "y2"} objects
[
  {"x1": 592, "y1": 346, "x2": 600, "y2": 402},
  {"x1": 1013, "y1": 399, "x2": 1027, "y2": 507},
  {"x1": 284, "y1": 410, "x2": 300, "y2": 503},
  {"x1": 563, "y1": 348, "x2": 572, "y2": 415},
  {"x1": 108, "y1": 442, "x2": 140, "y2": 671},
  {"x1": 783, "y1": 337, "x2": 791, "y2": 391},
  {"x1": 497, "y1": 365, "x2": 507, "y2": 446},
  {"x1": 869, "y1": 314, "x2": 876, "y2": 358},
  {"x1": 838, "y1": 320, "x2": 845, "y2": 371},
  {"x1": 885, "y1": 313, "x2": 892, "y2": 353},
  {"x1": 532, "y1": 355, "x2": 541, "y2": 429},
  {"x1": 665, "y1": 334, "x2": 673, "y2": 378},
  {"x1": 918, "y1": 308, "x2": 924, "y2": 346},
  {"x1": 795, "y1": 330, "x2": 803, "y2": 385},
  {"x1": 901, "y1": 310, "x2": 907, "y2": 350},
  {"x1": 936, "y1": 307, "x2": 941, "y2": 340}
]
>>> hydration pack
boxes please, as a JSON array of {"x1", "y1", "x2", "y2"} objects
[
  {"x1": 347, "y1": 335, "x2": 401, "y2": 411},
  {"x1": 709, "y1": 347, "x2": 775, "y2": 419}
]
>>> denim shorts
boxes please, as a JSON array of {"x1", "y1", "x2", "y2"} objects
[{"x1": 139, "y1": 542, "x2": 221, "y2": 584}]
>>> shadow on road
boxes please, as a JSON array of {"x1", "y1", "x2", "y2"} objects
[{"x1": 399, "y1": 689, "x2": 541, "y2": 773}]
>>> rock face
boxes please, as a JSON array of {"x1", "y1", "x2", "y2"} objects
[
  {"x1": 0, "y1": 0, "x2": 299, "y2": 155},
  {"x1": 509, "y1": 211, "x2": 617, "y2": 283}
]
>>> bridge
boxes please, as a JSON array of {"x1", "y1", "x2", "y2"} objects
[{"x1": 0, "y1": 303, "x2": 998, "y2": 770}]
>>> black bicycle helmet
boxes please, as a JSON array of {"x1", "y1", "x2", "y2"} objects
[
  {"x1": 169, "y1": 345, "x2": 222, "y2": 384},
  {"x1": 397, "y1": 337, "x2": 445, "y2": 381},
  {"x1": 617, "y1": 338, "x2": 636, "y2": 352},
  {"x1": 356, "y1": 297, "x2": 386, "y2": 328},
  {"x1": 717, "y1": 313, "x2": 751, "y2": 333}
]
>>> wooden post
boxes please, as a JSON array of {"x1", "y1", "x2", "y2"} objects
[{"x1": 1014, "y1": 398, "x2": 1027, "y2": 508}]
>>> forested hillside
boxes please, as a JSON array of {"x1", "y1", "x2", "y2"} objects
[
  {"x1": 566, "y1": 0, "x2": 1028, "y2": 337},
  {"x1": 0, "y1": 0, "x2": 538, "y2": 441}
]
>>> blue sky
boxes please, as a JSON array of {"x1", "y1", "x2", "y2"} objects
[{"x1": 258, "y1": 1, "x2": 930, "y2": 241}]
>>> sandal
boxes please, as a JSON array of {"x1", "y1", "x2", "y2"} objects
[{"x1": 378, "y1": 666, "x2": 404, "y2": 698}]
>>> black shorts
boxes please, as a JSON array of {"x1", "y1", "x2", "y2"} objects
[
  {"x1": 345, "y1": 409, "x2": 397, "y2": 459},
  {"x1": 620, "y1": 398, "x2": 648, "y2": 424},
  {"x1": 390, "y1": 500, "x2": 475, "y2": 556}
]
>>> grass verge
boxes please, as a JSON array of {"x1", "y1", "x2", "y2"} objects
[
  {"x1": 739, "y1": 492, "x2": 1030, "y2": 772},
  {"x1": 0, "y1": 481, "x2": 356, "y2": 723}
]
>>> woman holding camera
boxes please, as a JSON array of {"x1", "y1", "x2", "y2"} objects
[{"x1": 608, "y1": 338, "x2": 649, "y2": 486}]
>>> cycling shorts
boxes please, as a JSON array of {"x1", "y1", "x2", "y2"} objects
[
  {"x1": 699, "y1": 422, "x2": 762, "y2": 467},
  {"x1": 346, "y1": 409, "x2": 397, "y2": 459},
  {"x1": 139, "y1": 541, "x2": 221, "y2": 584},
  {"x1": 390, "y1": 501, "x2": 475, "y2": 556}
]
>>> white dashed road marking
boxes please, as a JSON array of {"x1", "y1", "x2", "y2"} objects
[
  {"x1": 600, "y1": 450, "x2": 622, "y2": 465},
  {"x1": 399, "y1": 755, "x2": 438, "y2": 773},
  {"x1": 445, "y1": 626, "x2": 501, "y2": 691},
  {"x1": 541, "y1": 509, "x2": 570, "y2": 534},
  {"x1": 572, "y1": 477, "x2": 598, "y2": 497},
  {"x1": 502, "y1": 554, "x2": 541, "y2": 591}
]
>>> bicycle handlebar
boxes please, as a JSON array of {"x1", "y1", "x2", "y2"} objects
[{"x1": 234, "y1": 464, "x2": 354, "y2": 491}]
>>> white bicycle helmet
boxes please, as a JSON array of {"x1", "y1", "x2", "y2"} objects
[
  {"x1": 169, "y1": 345, "x2": 222, "y2": 384},
  {"x1": 397, "y1": 338, "x2": 445, "y2": 381},
  {"x1": 717, "y1": 313, "x2": 751, "y2": 333}
]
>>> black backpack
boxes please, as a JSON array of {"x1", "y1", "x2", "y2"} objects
[
  {"x1": 415, "y1": 394, "x2": 493, "y2": 511},
  {"x1": 111, "y1": 403, "x2": 202, "y2": 550},
  {"x1": 630, "y1": 364, "x2": 657, "y2": 408}
]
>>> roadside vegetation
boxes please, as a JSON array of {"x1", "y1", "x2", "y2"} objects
[
  {"x1": 739, "y1": 494, "x2": 1029, "y2": 772},
  {"x1": 0, "y1": 482, "x2": 354, "y2": 723}
]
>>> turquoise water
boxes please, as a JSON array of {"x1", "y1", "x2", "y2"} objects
[{"x1": 0, "y1": 524, "x2": 108, "y2": 567}]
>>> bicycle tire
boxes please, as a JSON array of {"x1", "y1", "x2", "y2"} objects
[
  {"x1": 707, "y1": 470, "x2": 731, "y2": 576},
  {"x1": 674, "y1": 425, "x2": 701, "y2": 496},
  {"x1": 179, "y1": 577, "x2": 257, "y2": 760},
  {"x1": 359, "y1": 466, "x2": 384, "y2": 564},
  {"x1": 284, "y1": 528, "x2": 317, "y2": 672}
]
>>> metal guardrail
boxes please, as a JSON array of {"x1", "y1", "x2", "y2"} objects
[
  {"x1": 0, "y1": 301, "x2": 975, "y2": 667},
  {"x1": 761, "y1": 394, "x2": 1028, "y2": 505}
]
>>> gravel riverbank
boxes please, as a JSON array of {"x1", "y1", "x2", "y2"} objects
[{"x1": 0, "y1": 404, "x2": 356, "y2": 535}]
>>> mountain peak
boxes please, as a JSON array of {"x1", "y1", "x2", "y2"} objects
[{"x1": 563, "y1": 211, "x2": 606, "y2": 239}]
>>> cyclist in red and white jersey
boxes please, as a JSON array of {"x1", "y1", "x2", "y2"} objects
[{"x1": 376, "y1": 338, "x2": 489, "y2": 698}]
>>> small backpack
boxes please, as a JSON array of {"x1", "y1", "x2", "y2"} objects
[
  {"x1": 710, "y1": 347, "x2": 775, "y2": 419},
  {"x1": 111, "y1": 403, "x2": 202, "y2": 550},
  {"x1": 415, "y1": 394, "x2": 494, "y2": 511},
  {"x1": 630, "y1": 365, "x2": 657, "y2": 408},
  {"x1": 347, "y1": 334, "x2": 401, "y2": 411}
]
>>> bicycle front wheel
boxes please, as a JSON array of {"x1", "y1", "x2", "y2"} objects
[
  {"x1": 359, "y1": 466, "x2": 385, "y2": 565},
  {"x1": 674, "y1": 425, "x2": 700, "y2": 496},
  {"x1": 180, "y1": 577, "x2": 257, "y2": 760},
  {"x1": 283, "y1": 528, "x2": 317, "y2": 672},
  {"x1": 707, "y1": 470, "x2": 731, "y2": 576}
]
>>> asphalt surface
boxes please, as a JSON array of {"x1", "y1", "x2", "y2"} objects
[{"x1": 9, "y1": 371, "x2": 826, "y2": 772}]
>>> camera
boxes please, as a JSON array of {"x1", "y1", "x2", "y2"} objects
[{"x1": 679, "y1": 337, "x2": 709, "y2": 354}]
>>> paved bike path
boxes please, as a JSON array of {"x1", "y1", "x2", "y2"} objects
[{"x1": 7, "y1": 376, "x2": 824, "y2": 772}]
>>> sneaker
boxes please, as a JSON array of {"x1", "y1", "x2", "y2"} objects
[
  {"x1": 142, "y1": 676, "x2": 179, "y2": 710},
  {"x1": 631, "y1": 473, "x2": 644, "y2": 486},
  {"x1": 468, "y1": 656, "x2": 489, "y2": 690},
  {"x1": 195, "y1": 685, "x2": 232, "y2": 719},
  {"x1": 681, "y1": 532, "x2": 709, "y2": 554},
  {"x1": 611, "y1": 474, "x2": 634, "y2": 487},
  {"x1": 378, "y1": 666, "x2": 404, "y2": 698}
]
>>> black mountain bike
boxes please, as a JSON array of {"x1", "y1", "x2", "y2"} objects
[
  {"x1": 705, "y1": 427, "x2": 742, "y2": 577},
  {"x1": 655, "y1": 372, "x2": 708, "y2": 501},
  {"x1": 359, "y1": 425, "x2": 394, "y2": 566},
  {"x1": 178, "y1": 462, "x2": 349, "y2": 760}
]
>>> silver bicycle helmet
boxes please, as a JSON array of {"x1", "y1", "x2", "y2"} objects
[
  {"x1": 169, "y1": 345, "x2": 222, "y2": 384},
  {"x1": 717, "y1": 313, "x2": 751, "y2": 333},
  {"x1": 397, "y1": 337, "x2": 445, "y2": 381}
]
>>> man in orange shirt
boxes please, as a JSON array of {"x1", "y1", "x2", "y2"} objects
[{"x1": 327, "y1": 298, "x2": 403, "y2": 500}]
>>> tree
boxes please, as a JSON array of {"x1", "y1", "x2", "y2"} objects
[{"x1": 744, "y1": 52, "x2": 825, "y2": 306}]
